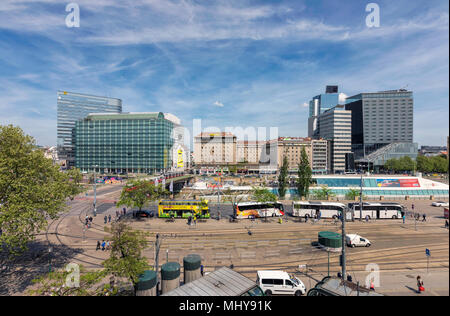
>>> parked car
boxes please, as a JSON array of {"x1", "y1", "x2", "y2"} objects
[
  {"x1": 257, "y1": 270, "x2": 306, "y2": 296},
  {"x1": 432, "y1": 201, "x2": 449, "y2": 207},
  {"x1": 346, "y1": 234, "x2": 371, "y2": 248},
  {"x1": 135, "y1": 210, "x2": 154, "y2": 218}
]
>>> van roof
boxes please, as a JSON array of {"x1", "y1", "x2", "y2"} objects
[{"x1": 257, "y1": 270, "x2": 290, "y2": 279}]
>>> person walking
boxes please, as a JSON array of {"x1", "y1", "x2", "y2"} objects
[
  {"x1": 445, "y1": 220, "x2": 449, "y2": 229},
  {"x1": 104, "y1": 215, "x2": 108, "y2": 224},
  {"x1": 402, "y1": 214, "x2": 406, "y2": 224},
  {"x1": 422, "y1": 214, "x2": 426, "y2": 222},
  {"x1": 96, "y1": 240, "x2": 101, "y2": 251},
  {"x1": 108, "y1": 214, "x2": 111, "y2": 223},
  {"x1": 370, "y1": 280, "x2": 375, "y2": 291},
  {"x1": 417, "y1": 276, "x2": 424, "y2": 293},
  {"x1": 101, "y1": 240, "x2": 106, "y2": 251}
]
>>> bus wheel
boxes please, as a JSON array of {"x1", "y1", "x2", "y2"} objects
[
  {"x1": 332, "y1": 215, "x2": 338, "y2": 220},
  {"x1": 265, "y1": 290, "x2": 272, "y2": 296},
  {"x1": 272, "y1": 213, "x2": 276, "y2": 217},
  {"x1": 392, "y1": 215, "x2": 397, "y2": 219}
]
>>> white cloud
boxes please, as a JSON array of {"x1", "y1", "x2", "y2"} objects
[{"x1": 213, "y1": 101, "x2": 224, "y2": 107}]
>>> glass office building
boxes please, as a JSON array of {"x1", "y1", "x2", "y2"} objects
[
  {"x1": 57, "y1": 91, "x2": 122, "y2": 168},
  {"x1": 308, "y1": 86, "x2": 340, "y2": 137},
  {"x1": 345, "y1": 89, "x2": 414, "y2": 159},
  {"x1": 74, "y1": 113, "x2": 174, "y2": 174}
]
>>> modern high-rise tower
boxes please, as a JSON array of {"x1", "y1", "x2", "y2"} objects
[
  {"x1": 308, "y1": 86, "x2": 340, "y2": 137},
  {"x1": 345, "y1": 89, "x2": 414, "y2": 159},
  {"x1": 57, "y1": 91, "x2": 122, "y2": 168}
]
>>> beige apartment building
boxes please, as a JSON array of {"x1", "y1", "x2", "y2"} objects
[
  {"x1": 274, "y1": 137, "x2": 329, "y2": 172},
  {"x1": 236, "y1": 140, "x2": 266, "y2": 164},
  {"x1": 193, "y1": 132, "x2": 237, "y2": 165}
]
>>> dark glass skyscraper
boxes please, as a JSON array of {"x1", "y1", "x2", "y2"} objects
[{"x1": 57, "y1": 91, "x2": 122, "y2": 168}]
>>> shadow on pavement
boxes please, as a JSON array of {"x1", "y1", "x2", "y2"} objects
[{"x1": 0, "y1": 240, "x2": 84, "y2": 296}]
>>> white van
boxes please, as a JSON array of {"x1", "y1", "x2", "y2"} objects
[
  {"x1": 346, "y1": 234, "x2": 371, "y2": 248},
  {"x1": 256, "y1": 270, "x2": 306, "y2": 296}
]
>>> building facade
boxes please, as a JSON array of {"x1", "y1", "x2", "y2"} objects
[
  {"x1": 316, "y1": 105, "x2": 352, "y2": 172},
  {"x1": 75, "y1": 112, "x2": 174, "y2": 174},
  {"x1": 236, "y1": 141, "x2": 266, "y2": 164},
  {"x1": 275, "y1": 137, "x2": 329, "y2": 173},
  {"x1": 57, "y1": 91, "x2": 122, "y2": 168},
  {"x1": 345, "y1": 89, "x2": 414, "y2": 159},
  {"x1": 193, "y1": 132, "x2": 237, "y2": 166},
  {"x1": 164, "y1": 113, "x2": 190, "y2": 170},
  {"x1": 308, "y1": 86, "x2": 340, "y2": 137}
]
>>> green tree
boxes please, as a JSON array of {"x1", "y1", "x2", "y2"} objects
[
  {"x1": 417, "y1": 155, "x2": 433, "y2": 173},
  {"x1": 430, "y1": 156, "x2": 448, "y2": 173},
  {"x1": 251, "y1": 187, "x2": 278, "y2": 203},
  {"x1": 0, "y1": 125, "x2": 83, "y2": 257},
  {"x1": 117, "y1": 180, "x2": 168, "y2": 212},
  {"x1": 398, "y1": 156, "x2": 415, "y2": 172},
  {"x1": 103, "y1": 222, "x2": 149, "y2": 292},
  {"x1": 345, "y1": 188, "x2": 366, "y2": 200},
  {"x1": 278, "y1": 156, "x2": 289, "y2": 198},
  {"x1": 297, "y1": 147, "x2": 312, "y2": 199},
  {"x1": 313, "y1": 185, "x2": 335, "y2": 200},
  {"x1": 66, "y1": 168, "x2": 84, "y2": 200}
]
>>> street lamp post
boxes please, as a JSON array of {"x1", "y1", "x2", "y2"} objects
[
  {"x1": 93, "y1": 165, "x2": 98, "y2": 217},
  {"x1": 359, "y1": 173, "x2": 363, "y2": 221},
  {"x1": 48, "y1": 246, "x2": 53, "y2": 273}
]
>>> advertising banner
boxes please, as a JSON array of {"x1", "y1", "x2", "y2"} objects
[
  {"x1": 376, "y1": 179, "x2": 420, "y2": 187},
  {"x1": 177, "y1": 149, "x2": 184, "y2": 168}
]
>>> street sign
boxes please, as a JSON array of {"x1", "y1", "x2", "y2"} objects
[{"x1": 425, "y1": 249, "x2": 430, "y2": 257}]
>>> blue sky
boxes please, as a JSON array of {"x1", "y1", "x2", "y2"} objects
[{"x1": 0, "y1": 0, "x2": 448, "y2": 147}]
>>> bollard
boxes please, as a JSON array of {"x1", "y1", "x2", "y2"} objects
[
  {"x1": 183, "y1": 254, "x2": 202, "y2": 284},
  {"x1": 136, "y1": 270, "x2": 157, "y2": 296},
  {"x1": 161, "y1": 262, "x2": 180, "y2": 294}
]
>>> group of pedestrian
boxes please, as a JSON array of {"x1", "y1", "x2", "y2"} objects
[
  {"x1": 85, "y1": 215, "x2": 93, "y2": 228},
  {"x1": 96, "y1": 240, "x2": 111, "y2": 251},
  {"x1": 187, "y1": 214, "x2": 198, "y2": 226},
  {"x1": 104, "y1": 214, "x2": 112, "y2": 224}
]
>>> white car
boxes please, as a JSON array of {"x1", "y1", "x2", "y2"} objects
[
  {"x1": 257, "y1": 270, "x2": 306, "y2": 296},
  {"x1": 346, "y1": 234, "x2": 371, "y2": 248},
  {"x1": 432, "y1": 201, "x2": 449, "y2": 207}
]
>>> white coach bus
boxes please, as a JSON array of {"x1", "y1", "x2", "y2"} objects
[
  {"x1": 292, "y1": 202, "x2": 349, "y2": 220},
  {"x1": 348, "y1": 202, "x2": 405, "y2": 220}
]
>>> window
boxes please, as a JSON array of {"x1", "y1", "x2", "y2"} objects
[
  {"x1": 285, "y1": 280, "x2": 293, "y2": 286},
  {"x1": 262, "y1": 279, "x2": 273, "y2": 285},
  {"x1": 273, "y1": 279, "x2": 283, "y2": 285}
]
